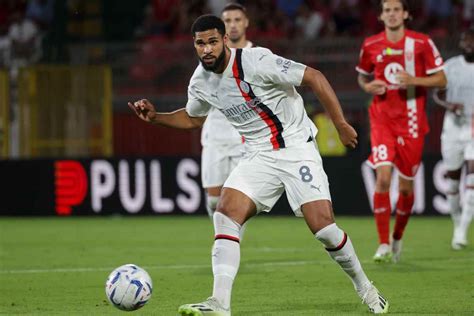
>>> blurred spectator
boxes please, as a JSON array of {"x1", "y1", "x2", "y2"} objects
[
  {"x1": 359, "y1": 0, "x2": 381, "y2": 36},
  {"x1": 463, "y1": 0, "x2": 474, "y2": 27},
  {"x1": 331, "y1": 0, "x2": 361, "y2": 36},
  {"x1": 136, "y1": 0, "x2": 180, "y2": 37},
  {"x1": 295, "y1": 2, "x2": 325, "y2": 39},
  {"x1": 423, "y1": 0, "x2": 453, "y2": 37},
  {"x1": 207, "y1": 0, "x2": 230, "y2": 16},
  {"x1": 7, "y1": 10, "x2": 41, "y2": 76},
  {"x1": 276, "y1": 0, "x2": 304, "y2": 18},
  {"x1": 0, "y1": 0, "x2": 12, "y2": 66},
  {"x1": 26, "y1": 0, "x2": 54, "y2": 30}
]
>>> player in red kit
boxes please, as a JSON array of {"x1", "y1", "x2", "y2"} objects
[{"x1": 356, "y1": 0, "x2": 447, "y2": 263}]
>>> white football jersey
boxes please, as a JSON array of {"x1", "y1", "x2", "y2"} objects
[
  {"x1": 200, "y1": 42, "x2": 254, "y2": 146},
  {"x1": 443, "y1": 55, "x2": 474, "y2": 139},
  {"x1": 187, "y1": 47, "x2": 317, "y2": 152}
]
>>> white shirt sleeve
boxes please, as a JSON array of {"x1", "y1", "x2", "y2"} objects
[
  {"x1": 252, "y1": 48, "x2": 307, "y2": 86},
  {"x1": 185, "y1": 83, "x2": 211, "y2": 117}
]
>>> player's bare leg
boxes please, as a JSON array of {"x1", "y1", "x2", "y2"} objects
[
  {"x1": 456, "y1": 161, "x2": 474, "y2": 249},
  {"x1": 302, "y1": 200, "x2": 389, "y2": 313},
  {"x1": 373, "y1": 165, "x2": 393, "y2": 262},
  {"x1": 178, "y1": 188, "x2": 256, "y2": 316},
  {"x1": 444, "y1": 169, "x2": 464, "y2": 249},
  {"x1": 205, "y1": 186, "x2": 248, "y2": 240}
]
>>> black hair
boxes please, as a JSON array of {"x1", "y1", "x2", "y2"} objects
[
  {"x1": 222, "y1": 3, "x2": 247, "y2": 16},
  {"x1": 191, "y1": 14, "x2": 226, "y2": 37}
]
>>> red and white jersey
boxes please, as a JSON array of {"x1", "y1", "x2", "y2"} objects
[
  {"x1": 356, "y1": 30, "x2": 444, "y2": 138},
  {"x1": 187, "y1": 47, "x2": 315, "y2": 152},
  {"x1": 201, "y1": 41, "x2": 254, "y2": 146}
]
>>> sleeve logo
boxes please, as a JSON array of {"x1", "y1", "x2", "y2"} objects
[{"x1": 276, "y1": 58, "x2": 291, "y2": 74}]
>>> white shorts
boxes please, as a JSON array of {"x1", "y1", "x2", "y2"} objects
[
  {"x1": 441, "y1": 136, "x2": 474, "y2": 170},
  {"x1": 201, "y1": 143, "x2": 244, "y2": 188},
  {"x1": 441, "y1": 116, "x2": 474, "y2": 170},
  {"x1": 223, "y1": 141, "x2": 331, "y2": 217}
]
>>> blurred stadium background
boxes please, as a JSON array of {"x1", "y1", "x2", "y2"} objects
[
  {"x1": 0, "y1": 0, "x2": 472, "y2": 216},
  {"x1": 1, "y1": 1, "x2": 474, "y2": 315}
]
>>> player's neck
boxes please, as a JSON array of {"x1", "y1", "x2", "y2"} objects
[
  {"x1": 385, "y1": 26, "x2": 405, "y2": 43},
  {"x1": 228, "y1": 37, "x2": 248, "y2": 49},
  {"x1": 215, "y1": 47, "x2": 232, "y2": 74}
]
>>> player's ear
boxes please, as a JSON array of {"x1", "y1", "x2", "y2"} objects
[
  {"x1": 223, "y1": 33, "x2": 228, "y2": 45},
  {"x1": 244, "y1": 17, "x2": 249, "y2": 28}
]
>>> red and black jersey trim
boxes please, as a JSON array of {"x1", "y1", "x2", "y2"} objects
[
  {"x1": 232, "y1": 48, "x2": 285, "y2": 149},
  {"x1": 325, "y1": 232, "x2": 348, "y2": 252},
  {"x1": 215, "y1": 234, "x2": 240, "y2": 243}
]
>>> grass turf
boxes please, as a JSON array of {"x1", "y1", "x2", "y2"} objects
[{"x1": 0, "y1": 216, "x2": 473, "y2": 315}]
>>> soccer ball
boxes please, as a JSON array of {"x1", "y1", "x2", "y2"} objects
[{"x1": 105, "y1": 264, "x2": 153, "y2": 311}]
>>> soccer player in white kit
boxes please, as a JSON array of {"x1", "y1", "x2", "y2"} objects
[
  {"x1": 433, "y1": 28, "x2": 474, "y2": 250},
  {"x1": 202, "y1": 3, "x2": 253, "y2": 218},
  {"x1": 129, "y1": 15, "x2": 389, "y2": 315}
]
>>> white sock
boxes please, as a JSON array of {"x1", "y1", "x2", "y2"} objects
[
  {"x1": 239, "y1": 222, "x2": 248, "y2": 241},
  {"x1": 315, "y1": 223, "x2": 370, "y2": 292},
  {"x1": 446, "y1": 178, "x2": 461, "y2": 226},
  {"x1": 212, "y1": 212, "x2": 241, "y2": 310},
  {"x1": 460, "y1": 175, "x2": 474, "y2": 238},
  {"x1": 206, "y1": 195, "x2": 219, "y2": 218}
]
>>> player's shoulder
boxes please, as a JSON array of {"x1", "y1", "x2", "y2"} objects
[
  {"x1": 188, "y1": 64, "x2": 209, "y2": 87},
  {"x1": 242, "y1": 46, "x2": 273, "y2": 56},
  {"x1": 444, "y1": 55, "x2": 464, "y2": 68},
  {"x1": 362, "y1": 32, "x2": 385, "y2": 47},
  {"x1": 405, "y1": 29, "x2": 432, "y2": 42}
]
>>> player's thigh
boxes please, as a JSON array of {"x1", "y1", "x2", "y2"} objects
[
  {"x1": 279, "y1": 142, "x2": 332, "y2": 217},
  {"x1": 201, "y1": 144, "x2": 232, "y2": 188},
  {"x1": 394, "y1": 136, "x2": 424, "y2": 179},
  {"x1": 223, "y1": 153, "x2": 285, "y2": 216},
  {"x1": 441, "y1": 136, "x2": 466, "y2": 171},
  {"x1": 368, "y1": 124, "x2": 396, "y2": 168}
]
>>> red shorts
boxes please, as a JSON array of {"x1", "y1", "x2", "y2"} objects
[{"x1": 367, "y1": 123, "x2": 424, "y2": 179}]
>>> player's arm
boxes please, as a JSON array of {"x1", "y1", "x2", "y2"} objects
[
  {"x1": 432, "y1": 88, "x2": 463, "y2": 115},
  {"x1": 397, "y1": 70, "x2": 447, "y2": 88},
  {"x1": 302, "y1": 67, "x2": 357, "y2": 148},
  {"x1": 357, "y1": 73, "x2": 387, "y2": 95},
  {"x1": 128, "y1": 99, "x2": 206, "y2": 129}
]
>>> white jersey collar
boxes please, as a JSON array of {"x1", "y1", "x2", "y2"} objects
[{"x1": 222, "y1": 48, "x2": 236, "y2": 78}]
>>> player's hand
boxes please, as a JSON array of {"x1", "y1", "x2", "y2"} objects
[
  {"x1": 447, "y1": 103, "x2": 464, "y2": 116},
  {"x1": 335, "y1": 121, "x2": 358, "y2": 149},
  {"x1": 128, "y1": 99, "x2": 157, "y2": 123},
  {"x1": 364, "y1": 79, "x2": 387, "y2": 95},
  {"x1": 396, "y1": 71, "x2": 415, "y2": 87}
]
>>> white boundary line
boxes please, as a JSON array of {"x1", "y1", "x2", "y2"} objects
[{"x1": 1, "y1": 257, "x2": 473, "y2": 274}]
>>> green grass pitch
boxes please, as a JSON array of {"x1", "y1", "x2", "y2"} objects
[{"x1": 0, "y1": 216, "x2": 473, "y2": 315}]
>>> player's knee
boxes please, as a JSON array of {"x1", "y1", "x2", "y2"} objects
[
  {"x1": 375, "y1": 176, "x2": 391, "y2": 192},
  {"x1": 398, "y1": 188, "x2": 413, "y2": 197},
  {"x1": 446, "y1": 178, "x2": 460, "y2": 195},
  {"x1": 213, "y1": 211, "x2": 241, "y2": 236},
  {"x1": 206, "y1": 195, "x2": 220, "y2": 217}
]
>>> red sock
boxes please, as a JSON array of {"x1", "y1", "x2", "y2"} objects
[
  {"x1": 373, "y1": 192, "x2": 391, "y2": 244},
  {"x1": 393, "y1": 193, "x2": 414, "y2": 240}
]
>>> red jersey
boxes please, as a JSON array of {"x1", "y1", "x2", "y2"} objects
[{"x1": 356, "y1": 30, "x2": 444, "y2": 138}]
